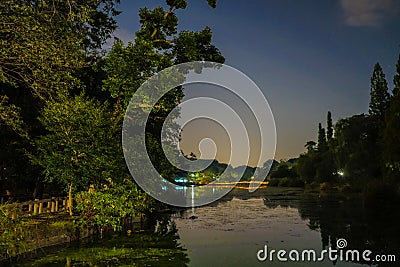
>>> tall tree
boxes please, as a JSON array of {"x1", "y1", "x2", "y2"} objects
[
  {"x1": 33, "y1": 94, "x2": 125, "y2": 214},
  {"x1": 318, "y1": 123, "x2": 327, "y2": 152},
  {"x1": 327, "y1": 111, "x2": 333, "y2": 141},
  {"x1": 383, "y1": 55, "x2": 400, "y2": 179},
  {"x1": 394, "y1": 54, "x2": 400, "y2": 96},
  {"x1": 316, "y1": 121, "x2": 335, "y2": 183},
  {"x1": 102, "y1": 0, "x2": 224, "y2": 180},
  {"x1": 369, "y1": 63, "x2": 390, "y2": 119}
]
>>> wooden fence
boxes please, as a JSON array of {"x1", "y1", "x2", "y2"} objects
[{"x1": 6, "y1": 197, "x2": 69, "y2": 219}]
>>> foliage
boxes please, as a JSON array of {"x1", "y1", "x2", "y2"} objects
[
  {"x1": 369, "y1": 63, "x2": 390, "y2": 120},
  {"x1": 383, "y1": 55, "x2": 400, "y2": 180},
  {"x1": 296, "y1": 153, "x2": 317, "y2": 184},
  {"x1": 326, "y1": 111, "x2": 333, "y2": 141},
  {"x1": 332, "y1": 114, "x2": 380, "y2": 183},
  {"x1": 102, "y1": 0, "x2": 224, "y2": 106},
  {"x1": 314, "y1": 150, "x2": 336, "y2": 183},
  {"x1": 297, "y1": 113, "x2": 338, "y2": 185},
  {"x1": 0, "y1": 204, "x2": 29, "y2": 259},
  {"x1": 13, "y1": 218, "x2": 189, "y2": 266},
  {"x1": 75, "y1": 180, "x2": 154, "y2": 231},
  {"x1": 32, "y1": 94, "x2": 121, "y2": 192},
  {"x1": 0, "y1": 0, "x2": 120, "y2": 100},
  {"x1": 0, "y1": 209, "x2": 91, "y2": 261},
  {"x1": 0, "y1": 0, "x2": 120, "y2": 196},
  {"x1": 394, "y1": 54, "x2": 400, "y2": 96},
  {"x1": 102, "y1": 0, "x2": 224, "y2": 182},
  {"x1": 269, "y1": 162, "x2": 297, "y2": 179},
  {"x1": 296, "y1": 61, "x2": 398, "y2": 190},
  {"x1": 0, "y1": 95, "x2": 27, "y2": 139},
  {"x1": 267, "y1": 160, "x2": 303, "y2": 187},
  {"x1": 304, "y1": 141, "x2": 317, "y2": 153},
  {"x1": 317, "y1": 123, "x2": 327, "y2": 152}
]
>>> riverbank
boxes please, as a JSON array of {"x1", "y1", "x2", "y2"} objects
[{"x1": 0, "y1": 212, "x2": 89, "y2": 262}]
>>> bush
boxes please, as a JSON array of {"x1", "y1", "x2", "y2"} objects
[
  {"x1": 75, "y1": 181, "x2": 154, "y2": 232},
  {"x1": 0, "y1": 204, "x2": 32, "y2": 259}
]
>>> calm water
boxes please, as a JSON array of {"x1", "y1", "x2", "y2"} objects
[{"x1": 6, "y1": 187, "x2": 400, "y2": 266}]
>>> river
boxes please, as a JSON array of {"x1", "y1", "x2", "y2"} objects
[{"x1": 6, "y1": 187, "x2": 400, "y2": 266}]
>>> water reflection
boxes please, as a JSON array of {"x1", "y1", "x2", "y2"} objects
[
  {"x1": 9, "y1": 215, "x2": 189, "y2": 267},
  {"x1": 174, "y1": 188, "x2": 399, "y2": 267},
  {"x1": 5, "y1": 188, "x2": 400, "y2": 267},
  {"x1": 297, "y1": 193, "x2": 400, "y2": 266}
]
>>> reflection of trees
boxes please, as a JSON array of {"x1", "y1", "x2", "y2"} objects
[
  {"x1": 128, "y1": 214, "x2": 189, "y2": 267},
  {"x1": 297, "y1": 193, "x2": 400, "y2": 266},
  {"x1": 12, "y1": 213, "x2": 190, "y2": 266},
  {"x1": 200, "y1": 188, "x2": 303, "y2": 209},
  {"x1": 262, "y1": 195, "x2": 299, "y2": 209}
]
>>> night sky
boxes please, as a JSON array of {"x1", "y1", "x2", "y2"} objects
[{"x1": 110, "y1": 0, "x2": 400, "y2": 166}]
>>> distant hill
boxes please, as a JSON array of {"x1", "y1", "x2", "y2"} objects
[{"x1": 174, "y1": 158, "x2": 282, "y2": 182}]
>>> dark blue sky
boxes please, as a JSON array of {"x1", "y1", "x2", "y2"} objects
[{"x1": 111, "y1": 0, "x2": 400, "y2": 164}]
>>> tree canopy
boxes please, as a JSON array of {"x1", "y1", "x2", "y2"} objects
[
  {"x1": 0, "y1": 0, "x2": 120, "y2": 100},
  {"x1": 369, "y1": 63, "x2": 390, "y2": 120}
]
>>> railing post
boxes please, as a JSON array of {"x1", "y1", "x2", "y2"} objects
[
  {"x1": 28, "y1": 200, "x2": 33, "y2": 213},
  {"x1": 55, "y1": 198, "x2": 59, "y2": 212},
  {"x1": 63, "y1": 198, "x2": 67, "y2": 210},
  {"x1": 38, "y1": 201, "x2": 43, "y2": 214},
  {"x1": 34, "y1": 199, "x2": 39, "y2": 214},
  {"x1": 50, "y1": 197, "x2": 56, "y2": 212},
  {"x1": 47, "y1": 199, "x2": 51, "y2": 213}
]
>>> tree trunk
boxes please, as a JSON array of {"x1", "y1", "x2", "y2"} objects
[
  {"x1": 68, "y1": 182, "x2": 73, "y2": 216},
  {"x1": 33, "y1": 176, "x2": 44, "y2": 199}
]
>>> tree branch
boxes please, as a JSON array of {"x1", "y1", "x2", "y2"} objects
[{"x1": 150, "y1": 5, "x2": 174, "y2": 39}]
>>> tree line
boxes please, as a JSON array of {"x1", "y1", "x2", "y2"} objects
[{"x1": 269, "y1": 57, "x2": 400, "y2": 196}]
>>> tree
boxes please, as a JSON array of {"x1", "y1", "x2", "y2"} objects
[
  {"x1": 334, "y1": 114, "x2": 380, "y2": 184},
  {"x1": 318, "y1": 123, "x2": 327, "y2": 152},
  {"x1": 383, "y1": 55, "x2": 400, "y2": 180},
  {"x1": 102, "y1": 0, "x2": 224, "y2": 181},
  {"x1": 393, "y1": 54, "x2": 400, "y2": 96},
  {"x1": 297, "y1": 153, "x2": 317, "y2": 184},
  {"x1": 327, "y1": 111, "x2": 333, "y2": 141},
  {"x1": 315, "y1": 152, "x2": 336, "y2": 184},
  {"x1": 369, "y1": 63, "x2": 390, "y2": 120},
  {"x1": 383, "y1": 93, "x2": 400, "y2": 178},
  {"x1": 75, "y1": 178, "x2": 153, "y2": 231},
  {"x1": 0, "y1": 0, "x2": 120, "y2": 100},
  {"x1": 305, "y1": 141, "x2": 317, "y2": 153},
  {"x1": 269, "y1": 162, "x2": 297, "y2": 179},
  {"x1": 0, "y1": 0, "x2": 121, "y2": 196},
  {"x1": 32, "y1": 94, "x2": 122, "y2": 215}
]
